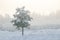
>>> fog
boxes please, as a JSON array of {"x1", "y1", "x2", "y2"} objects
[
  {"x1": 0, "y1": 10, "x2": 60, "y2": 30},
  {"x1": 0, "y1": 0, "x2": 60, "y2": 17},
  {"x1": 0, "y1": 14, "x2": 16, "y2": 31},
  {"x1": 31, "y1": 10, "x2": 60, "y2": 24},
  {"x1": 30, "y1": 10, "x2": 60, "y2": 29}
]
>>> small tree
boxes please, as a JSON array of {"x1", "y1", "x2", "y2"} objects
[{"x1": 11, "y1": 6, "x2": 32, "y2": 36}]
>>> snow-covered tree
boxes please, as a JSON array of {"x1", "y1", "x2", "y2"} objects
[{"x1": 11, "y1": 6, "x2": 32, "y2": 36}]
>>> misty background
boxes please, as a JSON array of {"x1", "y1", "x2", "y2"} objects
[
  {"x1": 0, "y1": 0, "x2": 60, "y2": 30},
  {"x1": 0, "y1": 10, "x2": 60, "y2": 30}
]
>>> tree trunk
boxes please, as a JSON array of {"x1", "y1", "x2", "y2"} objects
[{"x1": 22, "y1": 27, "x2": 24, "y2": 36}]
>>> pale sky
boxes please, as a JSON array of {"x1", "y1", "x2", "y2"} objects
[
  {"x1": 0, "y1": 0, "x2": 60, "y2": 17},
  {"x1": 0, "y1": 0, "x2": 60, "y2": 29}
]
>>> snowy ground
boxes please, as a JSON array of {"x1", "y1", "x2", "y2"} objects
[{"x1": 0, "y1": 29, "x2": 60, "y2": 40}]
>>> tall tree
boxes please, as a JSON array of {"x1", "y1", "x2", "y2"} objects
[{"x1": 11, "y1": 6, "x2": 32, "y2": 36}]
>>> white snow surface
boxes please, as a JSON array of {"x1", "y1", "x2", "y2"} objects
[{"x1": 0, "y1": 29, "x2": 60, "y2": 40}]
